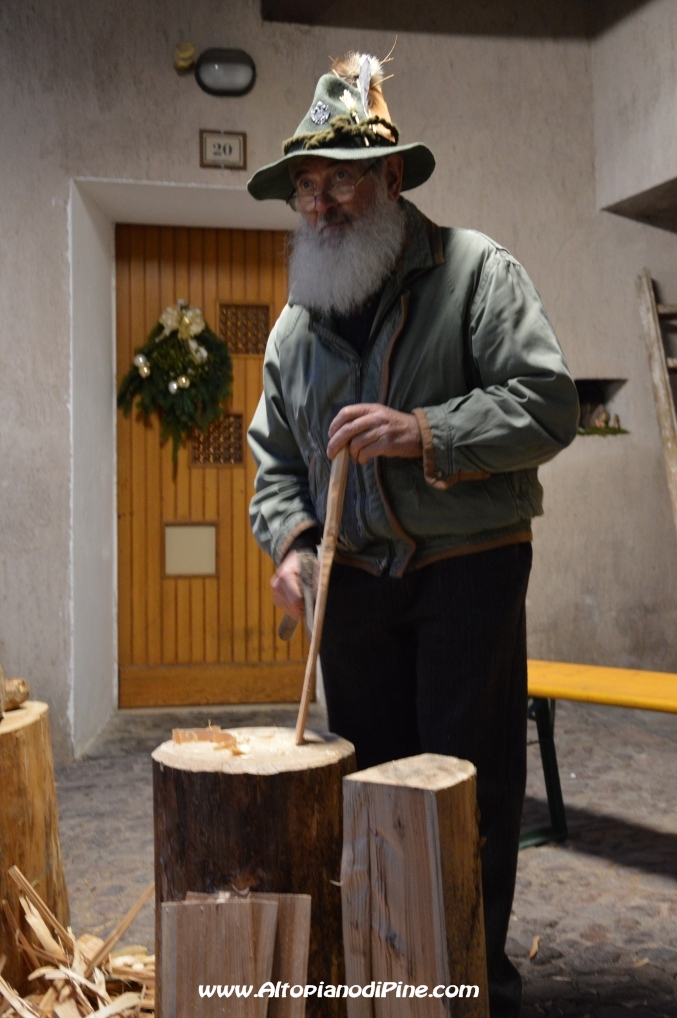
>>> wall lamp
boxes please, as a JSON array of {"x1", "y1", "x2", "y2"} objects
[{"x1": 174, "y1": 42, "x2": 256, "y2": 97}]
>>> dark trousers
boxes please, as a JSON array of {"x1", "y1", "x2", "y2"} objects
[{"x1": 320, "y1": 542, "x2": 532, "y2": 1018}]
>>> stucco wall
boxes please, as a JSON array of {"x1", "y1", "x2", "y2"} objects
[
  {"x1": 1, "y1": 0, "x2": 677, "y2": 760},
  {"x1": 593, "y1": 0, "x2": 677, "y2": 208}
]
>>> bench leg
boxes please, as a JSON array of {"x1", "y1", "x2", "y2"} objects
[{"x1": 519, "y1": 697, "x2": 569, "y2": 850}]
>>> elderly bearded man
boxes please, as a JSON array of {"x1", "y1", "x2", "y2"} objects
[{"x1": 247, "y1": 53, "x2": 579, "y2": 1017}]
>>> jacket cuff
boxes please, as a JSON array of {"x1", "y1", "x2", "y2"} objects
[
  {"x1": 274, "y1": 516, "x2": 321, "y2": 566},
  {"x1": 412, "y1": 407, "x2": 490, "y2": 490}
]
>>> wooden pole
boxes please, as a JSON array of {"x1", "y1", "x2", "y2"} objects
[
  {"x1": 0, "y1": 703, "x2": 69, "y2": 994},
  {"x1": 153, "y1": 727, "x2": 355, "y2": 1018},
  {"x1": 341, "y1": 753, "x2": 489, "y2": 1018},
  {"x1": 295, "y1": 445, "x2": 350, "y2": 745},
  {"x1": 637, "y1": 269, "x2": 677, "y2": 532}
]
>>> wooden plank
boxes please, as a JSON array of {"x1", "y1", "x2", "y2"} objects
[
  {"x1": 130, "y1": 226, "x2": 148, "y2": 665},
  {"x1": 258, "y1": 232, "x2": 275, "y2": 664},
  {"x1": 203, "y1": 229, "x2": 220, "y2": 664},
  {"x1": 160, "y1": 898, "x2": 278, "y2": 1018},
  {"x1": 657, "y1": 302, "x2": 677, "y2": 318},
  {"x1": 116, "y1": 226, "x2": 133, "y2": 670},
  {"x1": 188, "y1": 244, "x2": 206, "y2": 666},
  {"x1": 191, "y1": 576, "x2": 206, "y2": 664},
  {"x1": 637, "y1": 269, "x2": 677, "y2": 532},
  {"x1": 216, "y1": 229, "x2": 234, "y2": 664},
  {"x1": 160, "y1": 228, "x2": 178, "y2": 665},
  {"x1": 218, "y1": 469, "x2": 234, "y2": 663},
  {"x1": 119, "y1": 662, "x2": 305, "y2": 707},
  {"x1": 528, "y1": 658, "x2": 677, "y2": 712},
  {"x1": 176, "y1": 579, "x2": 192, "y2": 666},
  {"x1": 342, "y1": 754, "x2": 488, "y2": 1018},
  {"x1": 144, "y1": 227, "x2": 163, "y2": 666},
  {"x1": 185, "y1": 892, "x2": 312, "y2": 1018},
  {"x1": 231, "y1": 232, "x2": 248, "y2": 664},
  {"x1": 245, "y1": 356, "x2": 262, "y2": 663}
]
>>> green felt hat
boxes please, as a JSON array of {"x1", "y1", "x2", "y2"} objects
[{"x1": 247, "y1": 70, "x2": 435, "y2": 202}]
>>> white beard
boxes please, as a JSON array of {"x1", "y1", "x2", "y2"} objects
[{"x1": 287, "y1": 185, "x2": 407, "y2": 316}]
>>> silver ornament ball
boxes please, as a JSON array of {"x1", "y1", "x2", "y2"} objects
[{"x1": 168, "y1": 380, "x2": 179, "y2": 394}]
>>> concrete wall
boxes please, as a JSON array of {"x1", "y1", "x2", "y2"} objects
[
  {"x1": 70, "y1": 184, "x2": 117, "y2": 755},
  {"x1": 593, "y1": 0, "x2": 677, "y2": 208},
  {"x1": 2, "y1": 0, "x2": 677, "y2": 760}
]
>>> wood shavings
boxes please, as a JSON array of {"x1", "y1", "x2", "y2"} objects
[
  {"x1": 1, "y1": 867, "x2": 155, "y2": 1017},
  {"x1": 529, "y1": 934, "x2": 541, "y2": 959}
]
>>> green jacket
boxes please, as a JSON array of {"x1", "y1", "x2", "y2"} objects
[{"x1": 248, "y1": 201, "x2": 579, "y2": 577}]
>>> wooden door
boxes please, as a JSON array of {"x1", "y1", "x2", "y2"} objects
[{"x1": 116, "y1": 225, "x2": 306, "y2": 707}]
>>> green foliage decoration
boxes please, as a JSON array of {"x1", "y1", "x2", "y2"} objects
[{"x1": 117, "y1": 300, "x2": 232, "y2": 462}]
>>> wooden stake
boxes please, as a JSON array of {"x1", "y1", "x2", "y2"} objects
[
  {"x1": 295, "y1": 445, "x2": 349, "y2": 745},
  {"x1": 637, "y1": 269, "x2": 677, "y2": 535}
]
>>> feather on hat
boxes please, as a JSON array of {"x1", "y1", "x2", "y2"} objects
[
  {"x1": 330, "y1": 51, "x2": 394, "y2": 137},
  {"x1": 247, "y1": 49, "x2": 435, "y2": 201}
]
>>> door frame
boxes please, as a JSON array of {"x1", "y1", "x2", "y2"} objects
[{"x1": 69, "y1": 177, "x2": 296, "y2": 755}]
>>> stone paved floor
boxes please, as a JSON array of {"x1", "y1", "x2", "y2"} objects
[{"x1": 54, "y1": 700, "x2": 677, "y2": 1017}]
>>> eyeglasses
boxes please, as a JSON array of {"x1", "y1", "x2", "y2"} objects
[{"x1": 287, "y1": 163, "x2": 377, "y2": 212}]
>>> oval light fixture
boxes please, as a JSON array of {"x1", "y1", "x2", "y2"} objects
[{"x1": 195, "y1": 48, "x2": 256, "y2": 96}]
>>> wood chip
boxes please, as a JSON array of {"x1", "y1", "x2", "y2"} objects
[
  {"x1": 21, "y1": 899, "x2": 69, "y2": 964},
  {"x1": 8, "y1": 868, "x2": 74, "y2": 953},
  {"x1": 529, "y1": 934, "x2": 541, "y2": 959},
  {"x1": 4, "y1": 883, "x2": 155, "y2": 1018},
  {"x1": 0, "y1": 975, "x2": 41, "y2": 1018},
  {"x1": 84, "y1": 884, "x2": 154, "y2": 978},
  {"x1": 172, "y1": 727, "x2": 236, "y2": 746},
  {"x1": 53, "y1": 999, "x2": 82, "y2": 1018},
  {"x1": 632, "y1": 957, "x2": 650, "y2": 968},
  {"x1": 86, "y1": 991, "x2": 141, "y2": 1018}
]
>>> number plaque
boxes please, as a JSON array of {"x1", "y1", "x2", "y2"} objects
[{"x1": 200, "y1": 130, "x2": 247, "y2": 169}]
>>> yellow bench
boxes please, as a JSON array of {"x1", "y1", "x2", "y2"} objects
[{"x1": 522, "y1": 660, "x2": 677, "y2": 848}]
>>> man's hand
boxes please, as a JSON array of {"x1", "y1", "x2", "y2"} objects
[
  {"x1": 327, "y1": 403, "x2": 423, "y2": 463},
  {"x1": 271, "y1": 550, "x2": 306, "y2": 620}
]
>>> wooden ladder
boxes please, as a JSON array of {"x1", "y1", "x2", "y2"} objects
[{"x1": 637, "y1": 269, "x2": 677, "y2": 531}]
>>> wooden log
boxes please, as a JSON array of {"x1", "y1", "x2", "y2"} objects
[
  {"x1": 153, "y1": 727, "x2": 355, "y2": 1018},
  {"x1": 341, "y1": 753, "x2": 488, "y2": 1018},
  {"x1": 4, "y1": 680, "x2": 30, "y2": 712},
  {"x1": 0, "y1": 702, "x2": 69, "y2": 994},
  {"x1": 161, "y1": 898, "x2": 278, "y2": 1018}
]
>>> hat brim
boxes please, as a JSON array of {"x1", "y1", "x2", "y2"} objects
[{"x1": 247, "y1": 142, "x2": 435, "y2": 201}]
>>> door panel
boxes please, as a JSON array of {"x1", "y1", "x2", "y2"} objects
[{"x1": 116, "y1": 225, "x2": 306, "y2": 707}]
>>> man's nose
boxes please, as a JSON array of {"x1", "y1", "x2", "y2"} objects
[{"x1": 314, "y1": 189, "x2": 339, "y2": 212}]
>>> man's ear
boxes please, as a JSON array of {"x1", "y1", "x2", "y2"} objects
[{"x1": 385, "y1": 155, "x2": 404, "y2": 201}]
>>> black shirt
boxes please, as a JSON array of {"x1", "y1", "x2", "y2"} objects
[{"x1": 333, "y1": 286, "x2": 385, "y2": 358}]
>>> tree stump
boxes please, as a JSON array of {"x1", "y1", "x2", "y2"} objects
[
  {"x1": 153, "y1": 727, "x2": 355, "y2": 1018},
  {"x1": 341, "y1": 753, "x2": 488, "y2": 1018},
  {"x1": 0, "y1": 702, "x2": 69, "y2": 992}
]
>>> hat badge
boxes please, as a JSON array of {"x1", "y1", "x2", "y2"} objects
[{"x1": 310, "y1": 100, "x2": 331, "y2": 125}]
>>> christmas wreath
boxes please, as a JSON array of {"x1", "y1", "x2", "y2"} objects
[{"x1": 117, "y1": 300, "x2": 232, "y2": 461}]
